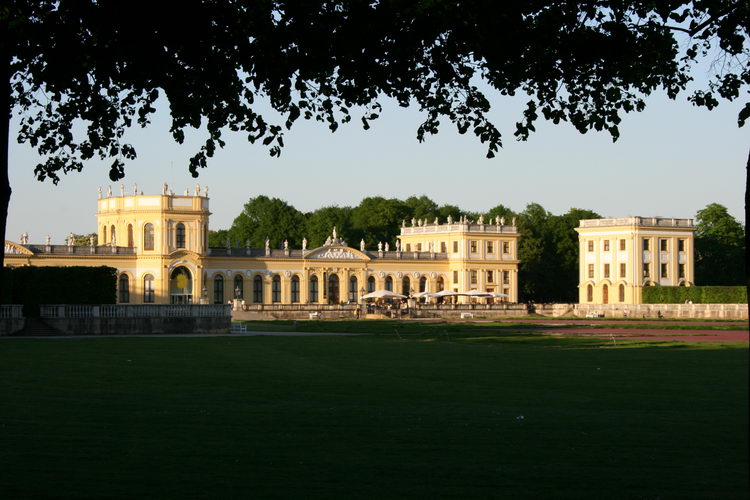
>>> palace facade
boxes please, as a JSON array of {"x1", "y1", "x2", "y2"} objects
[
  {"x1": 575, "y1": 217, "x2": 696, "y2": 304},
  {"x1": 4, "y1": 187, "x2": 521, "y2": 305}
]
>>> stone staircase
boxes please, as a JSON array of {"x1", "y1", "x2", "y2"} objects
[{"x1": 16, "y1": 317, "x2": 64, "y2": 336}]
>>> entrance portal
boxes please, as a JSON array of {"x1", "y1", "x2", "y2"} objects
[
  {"x1": 170, "y1": 266, "x2": 193, "y2": 304},
  {"x1": 328, "y1": 274, "x2": 340, "y2": 304}
]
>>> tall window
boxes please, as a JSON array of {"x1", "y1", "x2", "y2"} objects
[
  {"x1": 603, "y1": 240, "x2": 610, "y2": 251},
  {"x1": 103, "y1": 226, "x2": 107, "y2": 245},
  {"x1": 619, "y1": 239, "x2": 626, "y2": 251},
  {"x1": 503, "y1": 241, "x2": 510, "y2": 254},
  {"x1": 487, "y1": 241, "x2": 494, "y2": 253},
  {"x1": 437, "y1": 276, "x2": 445, "y2": 292},
  {"x1": 470, "y1": 241, "x2": 477, "y2": 253},
  {"x1": 110, "y1": 225, "x2": 116, "y2": 244},
  {"x1": 643, "y1": 263, "x2": 650, "y2": 277},
  {"x1": 588, "y1": 264, "x2": 594, "y2": 279},
  {"x1": 419, "y1": 276, "x2": 427, "y2": 293},
  {"x1": 349, "y1": 276, "x2": 358, "y2": 302},
  {"x1": 602, "y1": 284, "x2": 609, "y2": 304},
  {"x1": 487, "y1": 271, "x2": 494, "y2": 283},
  {"x1": 119, "y1": 274, "x2": 130, "y2": 303},
  {"x1": 452, "y1": 241, "x2": 458, "y2": 253},
  {"x1": 402, "y1": 276, "x2": 410, "y2": 296},
  {"x1": 385, "y1": 276, "x2": 393, "y2": 291},
  {"x1": 643, "y1": 239, "x2": 650, "y2": 251},
  {"x1": 678, "y1": 264, "x2": 685, "y2": 279},
  {"x1": 309, "y1": 275, "x2": 319, "y2": 302},
  {"x1": 453, "y1": 271, "x2": 459, "y2": 283},
  {"x1": 143, "y1": 274, "x2": 155, "y2": 303},
  {"x1": 144, "y1": 223, "x2": 154, "y2": 251},
  {"x1": 604, "y1": 264, "x2": 610, "y2": 278},
  {"x1": 660, "y1": 263, "x2": 668, "y2": 278},
  {"x1": 678, "y1": 239, "x2": 686, "y2": 252},
  {"x1": 367, "y1": 276, "x2": 375, "y2": 293},
  {"x1": 127, "y1": 224, "x2": 134, "y2": 247},
  {"x1": 620, "y1": 263, "x2": 626, "y2": 278},
  {"x1": 253, "y1": 275, "x2": 263, "y2": 303},
  {"x1": 587, "y1": 241, "x2": 594, "y2": 252},
  {"x1": 406, "y1": 244, "x2": 411, "y2": 252},
  {"x1": 234, "y1": 275, "x2": 244, "y2": 299},
  {"x1": 470, "y1": 271, "x2": 477, "y2": 285},
  {"x1": 660, "y1": 239, "x2": 668, "y2": 251},
  {"x1": 619, "y1": 284, "x2": 625, "y2": 302},
  {"x1": 502, "y1": 271, "x2": 510, "y2": 285},
  {"x1": 291, "y1": 276, "x2": 300, "y2": 303},
  {"x1": 272, "y1": 275, "x2": 281, "y2": 303},
  {"x1": 587, "y1": 284, "x2": 593, "y2": 302},
  {"x1": 440, "y1": 242, "x2": 446, "y2": 253},
  {"x1": 213, "y1": 275, "x2": 224, "y2": 304},
  {"x1": 416, "y1": 243, "x2": 422, "y2": 251},
  {"x1": 176, "y1": 223, "x2": 186, "y2": 248}
]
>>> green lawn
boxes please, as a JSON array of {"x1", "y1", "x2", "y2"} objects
[{"x1": 0, "y1": 333, "x2": 747, "y2": 498}]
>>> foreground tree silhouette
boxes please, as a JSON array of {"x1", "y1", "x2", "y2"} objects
[{"x1": 2, "y1": 1, "x2": 747, "y2": 278}]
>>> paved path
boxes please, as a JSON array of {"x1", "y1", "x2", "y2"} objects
[{"x1": 546, "y1": 327, "x2": 749, "y2": 343}]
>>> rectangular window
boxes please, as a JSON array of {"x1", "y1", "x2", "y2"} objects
[
  {"x1": 440, "y1": 242, "x2": 446, "y2": 253},
  {"x1": 678, "y1": 239, "x2": 686, "y2": 252},
  {"x1": 406, "y1": 243, "x2": 411, "y2": 252},
  {"x1": 620, "y1": 263, "x2": 626, "y2": 278},
  {"x1": 603, "y1": 240, "x2": 610, "y2": 252},
  {"x1": 660, "y1": 263, "x2": 668, "y2": 278},
  {"x1": 470, "y1": 241, "x2": 477, "y2": 253},
  {"x1": 453, "y1": 270, "x2": 459, "y2": 283},
  {"x1": 503, "y1": 241, "x2": 510, "y2": 254},
  {"x1": 487, "y1": 241, "x2": 494, "y2": 253},
  {"x1": 604, "y1": 264, "x2": 610, "y2": 278},
  {"x1": 588, "y1": 264, "x2": 595, "y2": 279},
  {"x1": 453, "y1": 241, "x2": 458, "y2": 253},
  {"x1": 588, "y1": 241, "x2": 594, "y2": 252},
  {"x1": 678, "y1": 264, "x2": 685, "y2": 278},
  {"x1": 502, "y1": 271, "x2": 510, "y2": 285},
  {"x1": 660, "y1": 239, "x2": 668, "y2": 252},
  {"x1": 470, "y1": 270, "x2": 477, "y2": 284},
  {"x1": 643, "y1": 263, "x2": 650, "y2": 277},
  {"x1": 487, "y1": 271, "x2": 494, "y2": 283},
  {"x1": 643, "y1": 239, "x2": 650, "y2": 251},
  {"x1": 416, "y1": 243, "x2": 422, "y2": 251},
  {"x1": 619, "y1": 239, "x2": 626, "y2": 251}
]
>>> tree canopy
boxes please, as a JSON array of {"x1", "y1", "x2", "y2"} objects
[
  {"x1": 2, "y1": 1, "x2": 747, "y2": 283},
  {"x1": 694, "y1": 203, "x2": 746, "y2": 285}
]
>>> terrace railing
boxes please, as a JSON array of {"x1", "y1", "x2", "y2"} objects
[{"x1": 40, "y1": 304, "x2": 231, "y2": 319}]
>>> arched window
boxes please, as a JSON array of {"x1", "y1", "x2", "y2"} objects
[
  {"x1": 272, "y1": 275, "x2": 281, "y2": 303},
  {"x1": 253, "y1": 275, "x2": 263, "y2": 303},
  {"x1": 309, "y1": 275, "x2": 319, "y2": 303},
  {"x1": 291, "y1": 275, "x2": 300, "y2": 303},
  {"x1": 385, "y1": 276, "x2": 393, "y2": 291},
  {"x1": 234, "y1": 275, "x2": 244, "y2": 299},
  {"x1": 169, "y1": 267, "x2": 193, "y2": 304},
  {"x1": 402, "y1": 276, "x2": 411, "y2": 296},
  {"x1": 619, "y1": 284, "x2": 625, "y2": 302},
  {"x1": 587, "y1": 284, "x2": 593, "y2": 302},
  {"x1": 349, "y1": 276, "x2": 358, "y2": 302},
  {"x1": 127, "y1": 224, "x2": 134, "y2": 247},
  {"x1": 103, "y1": 226, "x2": 107, "y2": 245},
  {"x1": 602, "y1": 284, "x2": 609, "y2": 304},
  {"x1": 367, "y1": 276, "x2": 375, "y2": 293},
  {"x1": 110, "y1": 225, "x2": 116, "y2": 245},
  {"x1": 437, "y1": 276, "x2": 445, "y2": 292},
  {"x1": 119, "y1": 274, "x2": 130, "y2": 303},
  {"x1": 176, "y1": 223, "x2": 186, "y2": 248},
  {"x1": 143, "y1": 274, "x2": 155, "y2": 303},
  {"x1": 419, "y1": 276, "x2": 427, "y2": 293},
  {"x1": 144, "y1": 223, "x2": 154, "y2": 251},
  {"x1": 214, "y1": 275, "x2": 224, "y2": 304}
]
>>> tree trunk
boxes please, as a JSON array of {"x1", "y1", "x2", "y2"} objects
[
  {"x1": 745, "y1": 148, "x2": 749, "y2": 320},
  {"x1": 0, "y1": 53, "x2": 11, "y2": 304}
]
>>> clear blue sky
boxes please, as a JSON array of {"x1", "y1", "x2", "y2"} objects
[{"x1": 7, "y1": 81, "x2": 747, "y2": 245}]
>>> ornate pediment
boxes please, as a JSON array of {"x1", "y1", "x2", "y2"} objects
[
  {"x1": 4, "y1": 241, "x2": 34, "y2": 256},
  {"x1": 305, "y1": 246, "x2": 369, "y2": 261}
]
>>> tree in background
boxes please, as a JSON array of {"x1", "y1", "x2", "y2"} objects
[
  {"x1": 71, "y1": 233, "x2": 97, "y2": 246},
  {"x1": 351, "y1": 197, "x2": 410, "y2": 248},
  {"x1": 228, "y1": 196, "x2": 304, "y2": 249},
  {"x1": 404, "y1": 196, "x2": 439, "y2": 223},
  {"x1": 694, "y1": 203, "x2": 745, "y2": 285},
  {"x1": 3, "y1": 1, "x2": 746, "y2": 279},
  {"x1": 304, "y1": 206, "x2": 354, "y2": 248}
]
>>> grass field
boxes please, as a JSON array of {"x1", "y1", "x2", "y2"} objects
[{"x1": 0, "y1": 327, "x2": 747, "y2": 498}]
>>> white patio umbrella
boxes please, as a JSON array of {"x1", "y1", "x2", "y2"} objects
[
  {"x1": 412, "y1": 291, "x2": 432, "y2": 298},
  {"x1": 361, "y1": 289, "x2": 407, "y2": 300},
  {"x1": 433, "y1": 289, "x2": 458, "y2": 297},
  {"x1": 459, "y1": 290, "x2": 493, "y2": 297},
  {"x1": 490, "y1": 292, "x2": 510, "y2": 298}
]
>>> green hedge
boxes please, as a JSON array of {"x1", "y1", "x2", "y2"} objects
[
  {"x1": 1, "y1": 266, "x2": 117, "y2": 316},
  {"x1": 643, "y1": 286, "x2": 747, "y2": 304}
]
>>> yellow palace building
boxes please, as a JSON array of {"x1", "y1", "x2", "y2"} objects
[
  {"x1": 575, "y1": 217, "x2": 696, "y2": 305},
  {"x1": 4, "y1": 185, "x2": 521, "y2": 305}
]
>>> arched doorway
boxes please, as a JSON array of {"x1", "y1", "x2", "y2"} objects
[
  {"x1": 328, "y1": 274, "x2": 340, "y2": 304},
  {"x1": 602, "y1": 284, "x2": 609, "y2": 304},
  {"x1": 170, "y1": 266, "x2": 193, "y2": 304}
]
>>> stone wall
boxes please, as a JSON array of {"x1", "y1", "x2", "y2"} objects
[
  {"x1": 43, "y1": 316, "x2": 231, "y2": 335},
  {"x1": 574, "y1": 303, "x2": 748, "y2": 320}
]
